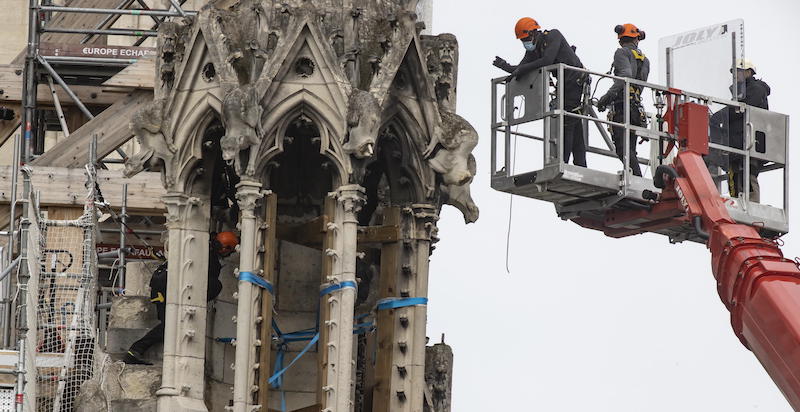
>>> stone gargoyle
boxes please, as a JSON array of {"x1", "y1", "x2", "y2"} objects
[
  {"x1": 220, "y1": 84, "x2": 264, "y2": 177},
  {"x1": 343, "y1": 89, "x2": 381, "y2": 159},
  {"x1": 441, "y1": 154, "x2": 479, "y2": 223},
  {"x1": 125, "y1": 99, "x2": 177, "y2": 188},
  {"x1": 426, "y1": 110, "x2": 478, "y2": 186}
]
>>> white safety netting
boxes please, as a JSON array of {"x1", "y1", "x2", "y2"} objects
[
  {"x1": 34, "y1": 213, "x2": 97, "y2": 412},
  {"x1": 18, "y1": 171, "x2": 98, "y2": 412}
]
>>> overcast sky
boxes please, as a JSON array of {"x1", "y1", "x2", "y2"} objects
[{"x1": 425, "y1": 1, "x2": 800, "y2": 411}]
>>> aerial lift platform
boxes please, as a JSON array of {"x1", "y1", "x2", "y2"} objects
[
  {"x1": 490, "y1": 66, "x2": 789, "y2": 243},
  {"x1": 490, "y1": 23, "x2": 799, "y2": 409}
]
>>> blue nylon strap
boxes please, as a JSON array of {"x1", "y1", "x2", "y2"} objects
[
  {"x1": 319, "y1": 280, "x2": 357, "y2": 297},
  {"x1": 238, "y1": 271, "x2": 274, "y2": 295},
  {"x1": 269, "y1": 332, "x2": 320, "y2": 387},
  {"x1": 376, "y1": 297, "x2": 428, "y2": 311}
]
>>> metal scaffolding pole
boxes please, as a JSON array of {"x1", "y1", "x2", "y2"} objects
[
  {"x1": 47, "y1": 76, "x2": 70, "y2": 137},
  {"x1": 167, "y1": 0, "x2": 187, "y2": 18},
  {"x1": 80, "y1": 0, "x2": 135, "y2": 44},
  {"x1": 41, "y1": 27, "x2": 157, "y2": 37},
  {"x1": 41, "y1": 55, "x2": 138, "y2": 65},
  {"x1": 39, "y1": 5, "x2": 195, "y2": 17},
  {"x1": 21, "y1": 0, "x2": 39, "y2": 163},
  {"x1": 118, "y1": 184, "x2": 128, "y2": 291},
  {"x1": 37, "y1": 56, "x2": 94, "y2": 119}
]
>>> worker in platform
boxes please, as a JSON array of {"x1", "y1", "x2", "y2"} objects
[
  {"x1": 597, "y1": 23, "x2": 650, "y2": 177},
  {"x1": 493, "y1": 17, "x2": 588, "y2": 167},
  {"x1": 728, "y1": 59, "x2": 770, "y2": 202},
  {"x1": 123, "y1": 231, "x2": 238, "y2": 365}
]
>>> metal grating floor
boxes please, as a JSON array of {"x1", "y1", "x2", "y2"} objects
[{"x1": 0, "y1": 386, "x2": 14, "y2": 412}]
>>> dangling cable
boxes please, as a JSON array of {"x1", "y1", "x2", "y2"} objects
[{"x1": 505, "y1": 107, "x2": 521, "y2": 274}]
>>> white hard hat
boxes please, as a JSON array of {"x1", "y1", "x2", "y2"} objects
[{"x1": 735, "y1": 58, "x2": 756, "y2": 74}]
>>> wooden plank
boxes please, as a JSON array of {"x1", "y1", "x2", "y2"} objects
[
  {"x1": 0, "y1": 65, "x2": 123, "y2": 106},
  {"x1": 359, "y1": 225, "x2": 400, "y2": 244},
  {"x1": 102, "y1": 57, "x2": 155, "y2": 91},
  {"x1": 277, "y1": 219, "x2": 400, "y2": 248},
  {"x1": 372, "y1": 207, "x2": 402, "y2": 412},
  {"x1": 0, "y1": 104, "x2": 21, "y2": 148},
  {"x1": 32, "y1": 89, "x2": 152, "y2": 168},
  {"x1": 47, "y1": 207, "x2": 83, "y2": 220},
  {"x1": 257, "y1": 193, "x2": 277, "y2": 408},
  {"x1": 0, "y1": 165, "x2": 165, "y2": 213}
]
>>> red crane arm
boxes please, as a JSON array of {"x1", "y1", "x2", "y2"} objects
[{"x1": 659, "y1": 102, "x2": 800, "y2": 408}]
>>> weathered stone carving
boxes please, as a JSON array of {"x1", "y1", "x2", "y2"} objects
[
  {"x1": 422, "y1": 33, "x2": 458, "y2": 112},
  {"x1": 441, "y1": 154, "x2": 479, "y2": 223},
  {"x1": 158, "y1": 22, "x2": 190, "y2": 93},
  {"x1": 424, "y1": 340, "x2": 453, "y2": 412},
  {"x1": 220, "y1": 84, "x2": 264, "y2": 176},
  {"x1": 428, "y1": 110, "x2": 478, "y2": 186},
  {"x1": 344, "y1": 89, "x2": 381, "y2": 159},
  {"x1": 125, "y1": 100, "x2": 177, "y2": 188}
]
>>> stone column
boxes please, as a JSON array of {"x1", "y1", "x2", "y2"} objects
[
  {"x1": 408, "y1": 204, "x2": 438, "y2": 410},
  {"x1": 373, "y1": 204, "x2": 437, "y2": 412},
  {"x1": 157, "y1": 192, "x2": 211, "y2": 412},
  {"x1": 320, "y1": 185, "x2": 364, "y2": 412},
  {"x1": 231, "y1": 180, "x2": 264, "y2": 412}
]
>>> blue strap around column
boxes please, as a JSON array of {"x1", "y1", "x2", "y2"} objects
[
  {"x1": 319, "y1": 280, "x2": 357, "y2": 297},
  {"x1": 376, "y1": 297, "x2": 428, "y2": 311},
  {"x1": 238, "y1": 271, "x2": 274, "y2": 295}
]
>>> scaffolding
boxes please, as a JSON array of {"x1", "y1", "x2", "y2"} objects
[
  {"x1": 1, "y1": 0, "x2": 187, "y2": 353},
  {"x1": 18, "y1": 0, "x2": 195, "y2": 163}
]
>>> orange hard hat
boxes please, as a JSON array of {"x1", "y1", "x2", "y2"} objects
[
  {"x1": 515, "y1": 17, "x2": 540, "y2": 39},
  {"x1": 615, "y1": 23, "x2": 645, "y2": 40},
  {"x1": 215, "y1": 231, "x2": 239, "y2": 252}
]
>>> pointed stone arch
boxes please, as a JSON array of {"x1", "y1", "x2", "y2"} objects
[{"x1": 255, "y1": 92, "x2": 350, "y2": 186}]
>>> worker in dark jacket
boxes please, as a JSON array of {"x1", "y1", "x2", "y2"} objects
[
  {"x1": 493, "y1": 17, "x2": 587, "y2": 167},
  {"x1": 728, "y1": 59, "x2": 770, "y2": 202},
  {"x1": 123, "y1": 231, "x2": 238, "y2": 365},
  {"x1": 597, "y1": 23, "x2": 650, "y2": 177}
]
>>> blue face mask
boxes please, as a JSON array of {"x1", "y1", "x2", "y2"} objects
[{"x1": 523, "y1": 40, "x2": 535, "y2": 51}]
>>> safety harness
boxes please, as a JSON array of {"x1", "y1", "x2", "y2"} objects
[{"x1": 608, "y1": 48, "x2": 647, "y2": 128}]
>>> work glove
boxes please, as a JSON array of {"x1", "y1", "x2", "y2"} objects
[
  {"x1": 596, "y1": 93, "x2": 613, "y2": 112},
  {"x1": 493, "y1": 56, "x2": 512, "y2": 72}
]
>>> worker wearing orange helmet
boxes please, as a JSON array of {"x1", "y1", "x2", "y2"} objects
[
  {"x1": 124, "y1": 231, "x2": 239, "y2": 364},
  {"x1": 493, "y1": 17, "x2": 587, "y2": 167},
  {"x1": 597, "y1": 23, "x2": 650, "y2": 177}
]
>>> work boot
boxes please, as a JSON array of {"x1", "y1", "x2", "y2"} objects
[{"x1": 123, "y1": 350, "x2": 152, "y2": 365}]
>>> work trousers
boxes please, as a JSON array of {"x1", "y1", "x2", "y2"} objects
[
  {"x1": 560, "y1": 76, "x2": 587, "y2": 167},
  {"x1": 729, "y1": 156, "x2": 761, "y2": 203},
  {"x1": 129, "y1": 299, "x2": 165, "y2": 355},
  {"x1": 611, "y1": 103, "x2": 643, "y2": 177}
]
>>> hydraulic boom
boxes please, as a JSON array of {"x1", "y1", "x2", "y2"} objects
[{"x1": 592, "y1": 99, "x2": 800, "y2": 408}]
